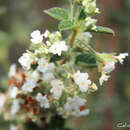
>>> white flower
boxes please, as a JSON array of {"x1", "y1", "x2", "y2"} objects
[
  {"x1": 64, "y1": 96, "x2": 86, "y2": 111},
  {"x1": 103, "y1": 62, "x2": 115, "y2": 74},
  {"x1": 10, "y1": 124, "x2": 17, "y2": 130},
  {"x1": 50, "y1": 79, "x2": 64, "y2": 99},
  {"x1": 77, "y1": 109, "x2": 90, "y2": 117},
  {"x1": 9, "y1": 86, "x2": 18, "y2": 98},
  {"x1": 82, "y1": 0, "x2": 87, "y2": 6},
  {"x1": 18, "y1": 53, "x2": 34, "y2": 70},
  {"x1": 99, "y1": 73, "x2": 110, "y2": 85},
  {"x1": 36, "y1": 93, "x2": 50, "y2": 108},
  {"x1": 43, "y1": 30, "x2": 50, "y2": 38},
  {"x1": 30, "y1": 30, "x2": 43, "y2": 44},
  {"x1": 37, "y1": 58, "x2": 49, "y2": 73},
  {"x1": 11, "y1": 99, "x2": 20, "y2": 115},
  {"x1": 71, "y1": 108, "x2": 90, "y2": 117},
  {"x1": 26, "y1": 70, "x2": 40, "y2": 82},
  {"x1": 85, "y1": 17, "x2": 97, "y2": 29},
  {"x1": 49, "y1": 33, "x2": 55, "y2": 40},
  {"x1": 22, "y1": 79, "x2": 37, "y2": 92},
  {"x1": 116, "y1": 53, "x2": 128, "y2": 64},
  {"x1": 48, "y1": 63, "x2": 56, "y2": 72},
  {"x1": 42, "y1": 72, "x2": 55, "y2": 82},
  {"x1": 8, "y1": 64, "x2": 17, "y2": 78},
  {"x1": 85, "y1": 32, "x2": 93, "y2": 38},
  {"x1": 95, "y1": 8, "x2": 100, "y2": 13},
  {"x1": 55, "y1": 31, "x2": 61, "y2": 37},
  {"x1": 73, "y1": 70, "x2": 91, "y2": 92},
  {"x1": 88, "y1": 83, "x2": 98, "y2": 93},
  {"x1": 63, "y1": 96, "x2": 87, "y2": 117},
  {"x1": 34, "y1": 49, "x2": 41, "y2": 55},
  {"x1": 0, "y1": 94, "x2": 6, "y2": 111},
  {"x1": 46, "y1": 41, "x2": 51, "y2": 46},
  {"x1": 49, "y1": 41, "x2": 68, "y2": 56}
]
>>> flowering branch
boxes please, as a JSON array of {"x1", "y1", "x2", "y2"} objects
[{"x1": 0, "y1": 0, "x2": 128, "y2": 130}]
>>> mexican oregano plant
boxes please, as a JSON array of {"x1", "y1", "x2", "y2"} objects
[{"x1": 0, "y1": 0, "x2": 128, "y2": 130}]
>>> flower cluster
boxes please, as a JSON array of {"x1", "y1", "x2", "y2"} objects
[
  {"x1": 0, "y1": 0, "x2": 128, "y2": 129},
  {"x1": 77, "y1": 0, "x2": 100, "y2": 15},
  {"x1": 98, "y1": 53, "x2": 128, "y2": 85}
]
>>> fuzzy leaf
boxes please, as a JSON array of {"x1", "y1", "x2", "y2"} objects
[
  {"x1": 98, "y1": 53, "x2": 117, "y2": 63},
  {"x1": 86, "y1": 26, "x2": 115, "y2": 36},
  {"x1": 96, "y1": 26, "x2": 115, "y2": 35},
  {"x1": 75, "y1": 53, "x2": 97, "y2": 68},
  {"x1": 44, "y1": 7, "x2": 69, "y2": 20},
  {"x1": 58, "y1": 20, "x2": 75, "y2": 31}
]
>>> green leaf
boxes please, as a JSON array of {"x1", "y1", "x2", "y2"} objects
[
  {"x1": 78, "y1": 8, "x2": 86, "y2": 20},
  {"x1": 75, "y1": 52, "x2": 97, "y2": 68},
  {"x1": 50, "y1": 54, "x2": 64, "y2": 63},
  {"x1": 58, "y1": 20, "x2": 75, "y2": 31},
  {"x1": 44, "y1": 7, "x2": 69, "y2": 20},
  {"x1": 86, "y1": 26, "x2": 115, "y2": 36},
  {"x1": 96, "y1": 26, "x2": 115, "y2": 35},
  {"x1": 98, "y1": 53, "x2": 117, "y2": 63}
]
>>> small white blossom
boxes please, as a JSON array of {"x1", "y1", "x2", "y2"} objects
[
  {"x1": 85, "y1": 17, "x2": 97, "y2": 29},
  {"x1": 82, "y1": 0, "x2": 87, "y2": 6},
  {"x1": 42, "y1": 72, "x2": 55, "y2": 82},
  {"x1": 9, "y1": 86, "x2": 18, "y2": 99},
  {"x1": 8, "y1": 64, "x2": 17, "y2": 78},
  {"x1": 85, "y1": 32, "x2": 93, "y2": 38},
  {"x1": 63, "y1": 96, "x2": 87, "y2": 117},
  {"x1": 22, "y1": 79, "x2": 37, "y2": 92},
  {"x1": 36, "y1": 93, "x2": 50, "y2": 108},
  {"x1": 50, "y1": 79, "x2": 64, "y2": 99},
  {"x1": 55, "y1": 31, "x2": 61, "y2": 37},
  {"x1": 18, "y1": 53, "x2": 34, "y2": 70},
  {"x1": 43, "y1": 30, "x2": 50, "y2": 38},
  {"x1": 49, "y1": 33, "x2": 55, "y2": 40},
  {"x1": 95, "y1": 8, "x2": 100, "y2": 13},
  {"x1": 30, "y1": 30, "x2": 43, "y2": 44},
  {"x1": 46, "y1": 41, "x2": 51, "y2": 46},
  {"x1": 73, "y1": 70, "x2": 91, "y2": 92},
  {"x1": 77, "y1": 109, "x2": 90, "y2": 117},
  {"x1": 64, "y1": 96, "x2": 86, "y2": 111},
  {"x1": 88, "y1": 83, "x2": 98, "y2": 93},
  {"x1": 37, "y1": 58, "x2": 49, "y2": 73},
  {"x1": 49, "y1": 41, "x2": 68, "y2": 56},
  {"x1": 103, "y1": 62, "x2": 115, "y2": 74},
  {"x1": 99, "y1": 73, "x2": 110, "y2": 86},
  {"x1": 26, "y1": 70, "x2": 40, "y2": 82},
  {"x1": 34, "y1": 49, "x2": 41, "y2": 55},
  {"x1": 116, "y1": 53, "x2": 128, "y2": 64},
  {"x1": 10, "y1": 124, "x2": 17, "y2": 130},
  {"x1": 48, "y1": 63, "x2": 56, "y2": 71},
  {"x1": 11, "y1": 99, "x2": 20, "y2": 115}
]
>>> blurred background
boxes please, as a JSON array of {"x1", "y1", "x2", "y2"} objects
[{"x1": 0, "y1": 0, "x2": 129, "y2": 130}]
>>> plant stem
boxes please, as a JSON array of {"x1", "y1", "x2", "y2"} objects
[
  {"x1": 70, "y1": 0, "x2": 75, "y2": 20},
  {"x1": 69, "y1": 29, "x2": 78, "y2": 47}
]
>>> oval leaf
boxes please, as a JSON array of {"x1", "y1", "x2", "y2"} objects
[
  {"x1": 95, "y1": 26, "x2": 115, "y2": 35},
  {"x1": 58, "y1": 20, "x2": 75, "y2": 31},
  {"x1": 86, "y1": 26, "x2": 115, "y2": 36},
  {"x1": 75, "y1": 53, "x2": 97, "y2": 68},
  {"x1": 44, "y1": 7, "x2": 69, "y2": 21}
]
